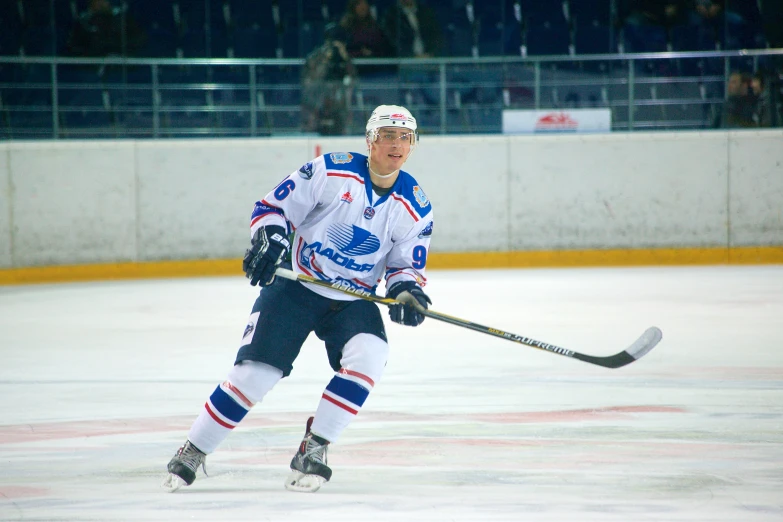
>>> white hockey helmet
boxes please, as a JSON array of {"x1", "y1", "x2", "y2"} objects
[{"x1": 365, "y1": 105, "x2": 418, "y2": 147}]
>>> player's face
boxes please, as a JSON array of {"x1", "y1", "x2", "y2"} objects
[{"x1": 370, "y1": 127, "x2": 413, "y2": 174}]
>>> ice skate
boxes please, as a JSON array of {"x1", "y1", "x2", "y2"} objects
[
  {"x1": 284, "y1": 417, "x2": 332, "y2": 493},
  {"x1": 162, "y1": 440, "x2": 207, "y2": 492}
]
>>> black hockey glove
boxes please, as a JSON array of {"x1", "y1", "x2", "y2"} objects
[
  {"x1": 386, "y1": 281, "x2": 432, "y2": 327},
  {"x1": 242, "y1": 225, "x2": 290, "y2": 287}
]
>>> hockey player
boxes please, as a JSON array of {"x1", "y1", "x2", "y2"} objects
[{"x1": 163, "y1": 105, "x2": 433, "y2": 493}]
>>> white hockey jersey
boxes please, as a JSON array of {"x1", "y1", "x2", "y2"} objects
[{"x1": 250, "y1": 152, "x2": 433, "y2": 301}]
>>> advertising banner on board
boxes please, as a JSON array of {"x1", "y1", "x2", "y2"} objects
[{"x1": 502, "y1": 109, "x2": 612, "y2": 134}]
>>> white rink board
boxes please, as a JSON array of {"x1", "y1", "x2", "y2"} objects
[
  {"x1": 508, "y1": 132, "x2": 730, "y2": 249},
  {"x1": 405, "y1": 136, "x2": 510, "y2": 251},
  {"x1": 728, "y1": 131, "x2": 783, "y2": 246},
  {"x1": 135, "y1": 139, "x2": 310, "y2": 260},
  {"x1": 7, "y1": 141, "x2": 137, "y2": 266},
  {"x1": 0, "y1": 131, "x2": 781, "y2": 268},
  {"x1": 0, "y1": 145, "x2": 10, "y2": 268}
]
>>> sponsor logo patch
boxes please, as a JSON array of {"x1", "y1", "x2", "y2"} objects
[
  {"x1": 340, "y1": 191, "x2": 353, "y2": 204},
  {"x1": 330, "y1": 152, "x2": 353, "y2": 164},
  {"x1": 243, "y1": 322, "x2": 254, "y2": 338},
  {"x1": 418, "y1": 220, "x2": 433, "y2": 238},
  {"x1": 412, "y1": 185, "x2": 429, "y2": 207},
  {"x1": 390, "y1": 113, "x2": 406, "y2": 121},
  {"x1": 298, "y1": 161, "x2": 314, "y2": 179}
]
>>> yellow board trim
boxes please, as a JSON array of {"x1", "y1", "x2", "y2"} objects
[{"x1": 1, "y1": 247, "x2": 782, "y2": 285}]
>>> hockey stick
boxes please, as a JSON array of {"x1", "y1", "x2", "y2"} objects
[{"x1": 275, "y1": 267, "x2": 662, "y2": 369}]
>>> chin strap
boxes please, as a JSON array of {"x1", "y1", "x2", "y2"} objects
[{"x1": 367, "y1": 159, "x2": 399, "y2": 179}]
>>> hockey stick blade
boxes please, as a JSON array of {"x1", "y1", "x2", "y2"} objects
[
  {"x1": 571, "y1": 326, "x2": 662, "y2": 369},
  {"x1": 274, "y1": 268, "x2": 662, "y2": 369}
]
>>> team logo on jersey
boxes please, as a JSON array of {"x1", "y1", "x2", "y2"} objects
[
  {"x1": 412, "y1": 185, "x2": 429, "y2": 207},
  {"x1": 340, "y1": 191, "x2": 353, "y2": 204},
  {"x1": 243, "y1": 322, "x2": 254, "y2": 338},
  {"x1": 327, "y1": 223, "x2": 381, "y2": 256},
  {"x1": 298, "y1": 162, "x2": 314, "y2": 180},
  {"x1": 363, "y1": 206, "x2": 375, "y2": 220},
  {"x1": 418, "y1": 220, "x2": 433, "y2": 238},
  {"x1": 330, "y1": 152, "x2": 353, "y2": 164}
]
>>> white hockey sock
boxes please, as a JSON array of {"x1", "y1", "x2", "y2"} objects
[
  {"x1": 188, "y1": 361, "x2": 282, "y2": 454},
  {"x1": 310, "y1": 333, "x2": 388, "y2": 442}
]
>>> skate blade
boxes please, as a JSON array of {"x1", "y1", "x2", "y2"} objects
[
  {"x1": 284, "y1": 470, "x2": 326, "y2": 493},
  {"x1": 161, "y1": 473, "x2": 187, "y2": 493}
]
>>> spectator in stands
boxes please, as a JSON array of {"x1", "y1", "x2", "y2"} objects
[
  {"x1": 381, "y1": 0, "x2": 443, "y2": 58},
  {"x1": 618, "y1": 0, "x2": 687, "y2": 53},
  {"x1": 620, "y1": 0, "x2": 687, "y2": 29},
  {"x1": 67, "y1": 0, "x2": 146, "y2": 57},
  {"x1": 687, "y1": 0, "x2": 762, "y2": 50},
  {"x1": 339, "y1": 0, "x2": 393, "y2": 61},
  {"x1": 301, "y1": 26, "x2": 357, "y2": 135},
  {"x1": 750, "y1": 73, "x2": 773, "y2": 127},
  {"x1": 715, "y1": 71, "x2": 756, "y2": 128}
]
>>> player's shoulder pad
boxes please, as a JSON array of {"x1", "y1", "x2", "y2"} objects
[
  {"x1": 395, "y1": 170, "x2": 432, "y2": 218},
  {"x1": 323, "y1": 152, "x2": 366, "y2": 171}
]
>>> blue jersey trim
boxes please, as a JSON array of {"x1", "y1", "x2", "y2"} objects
[{"x1": 391, "y1": 170, "x2": 432, "y2": 218}]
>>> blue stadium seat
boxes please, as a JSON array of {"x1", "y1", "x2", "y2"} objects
[
  {"x1": 131, "y1": 0, "x2": 177, "y2": 32},
  {"x1": 208, "y1": 0, "x2": 230, "y2": 31},
  {"x1": 279, "y1": 26, "x2": 301, "y2": 58},
  {"x1": 175, "y1": 1, "x2": 207, "y2": 33},
  {"x1": 179, "y1": 30, "x2": 208, "y2": 57},
  {"x1": 231, "y1": 27, "x2": 277, "y2": 58},
  {"x1": 210, "y1": 26, "x2": 230, "y2": 57},
  {"x1": 298, "y1": 21, "x2": 325, "y2": 57},
  {"x1": 622, "y1": 24, "x2": 667, "y2": 53},
  {"x1": 322, "y1": 0, "x2": 346, "y2": 23},
  {"x1": 22, "y1": 26, "x2": 57, "y2": 56},
  {"x1": 574, "y1": 23, "x2": 612, "y2": 54},
  {"x1": 0, "y1": 26, "x2": 22, "y2": 56},
  {"x1": 142, "y1": 27, "x2": 178, "y2": 57},
  {"x1": 670, "y1": 24, "x2": 711, "y2": 52},
  {"x1": 14, "y1": 0, "x2": 51, "y2": 27},
  {"x1": 445, "y1": 19, "x2": 475, "y2": 57},
  {"x1": 526, "y1": 21, "x2": 570, "y2": 56},
  {"x1": 224, "y1": 0, "x2": 273, "y2": 29},
  {"x1": 522, "y1": 0, "x2": 567, "y2": 25},
  {"x1": 478, "y1": 16, "x2": 504, "y2": 57},
  {"x1": 569, "y1": 0, "x2": 612, "y2": 27}
]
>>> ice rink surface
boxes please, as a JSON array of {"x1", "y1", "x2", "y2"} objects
[{"x1": 1, "y1": 265, "x2": 782, "y2": 522}]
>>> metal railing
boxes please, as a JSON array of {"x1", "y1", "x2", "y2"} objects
[{"x1": 1, "y1": 49, "x2": 781, "y2": 140}]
